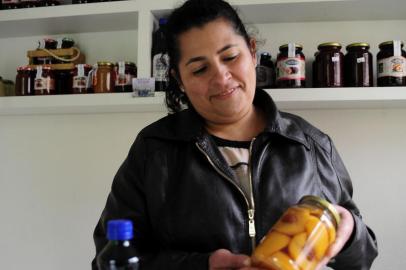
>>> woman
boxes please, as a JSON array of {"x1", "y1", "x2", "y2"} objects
[{"x1": 93, "y1": 0, "x2": 378, "y2": 269}]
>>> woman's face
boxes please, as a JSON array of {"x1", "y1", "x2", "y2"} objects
[{"x1": 176, "y1": 18, "x2": 257, "y2": 126}]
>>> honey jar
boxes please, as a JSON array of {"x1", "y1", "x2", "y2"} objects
[
  {"x1": 93, "y1": 61, "x2": 115, "y2": 93},
  {"x1": 252, "y1": 195, "x2": 340, "y2": 270}
]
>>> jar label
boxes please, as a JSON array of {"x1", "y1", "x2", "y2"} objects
[
  {"x1": 276, "y1": 57, "x2": 305, "y2": 81},
  {"x1": 116, "y1": 74, "x2": 134, "y2": 86},
  {"x1": 34, "y1": 77, "x2": 55, "y2": 91},
  {"x1": 153, "y1": 53, "x2": 169, "y2": 82},
  {"x1": 73, "y1": 76, "x2": 88, "y2": 89},
  {"x1": 378, "y1": 56, "x2": 406, "y2": 78},
  {"x1": 357, "y1": 57, "x2": 365, "y2": 63}
]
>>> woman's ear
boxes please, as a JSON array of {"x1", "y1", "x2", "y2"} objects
[
  {"x1": 171, "y1": 69, "x2": 185, "y2": 92},
  {"x1": 249, "y1": 38, "x2": 257, "y2": 64}
]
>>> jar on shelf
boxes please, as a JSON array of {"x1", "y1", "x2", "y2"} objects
[
  {"x1": 0, "y1": 77, "x2": 5, "y2": 97},
  {"x1": 3, "y1": 80, "x2": 15, "y2": 96},
  {"x1": 344, "y1": 42, "x2": 373, "y2": 87},
  {"x1": 93, "y1": 61, "x2": 115, "y2": 93},
  {"x1": 34, "y1": 65, "x2": 55, "y2": 95},
  {"x1": 276, "y1": 43, "x2": 306, "y2": 88},
  {"x1": 20, "y1": 0, "x2": 40, "y2": 8},
  {"x1": 114, "y1": 61, "x2": 137, "y2": 92},
  {"x1": 377, "y1": 40, "x2": 406, "y2": 86},
  {"x1": 54, "y1": 69, "x2": 73, "y2": 95},
  {"x1": 1, "y1": 0, "x2": 20, "y2": 9},
  {"x1": 256, "y1": 52, "x2": 276, "y2": 89},
  {"x1": 72, "y1": 64, "x2": 93, "y2": 94},
  {"x1": 15, "y1": 66, "x2": 35, "y2": 96},
  {"x1": 252, "y1": 195, "x2": 340, "y2": 270},
  {"x1": 314, "y1": 42, "x2": 344, "y2": 87}
]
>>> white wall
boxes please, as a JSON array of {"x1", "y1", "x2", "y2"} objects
[{"x1": 0, "y1": 108, "x2": 405, "y2": 269}]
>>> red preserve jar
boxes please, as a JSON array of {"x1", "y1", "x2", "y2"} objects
[
  {"x1": 15, "y1": 66, "x2": 35, "y2": 96},
  {"x1": 314, "y1": 42, "x2": 344, "y2": 87},
  {"x1": 34, "y1": 65, "x2": 55, "y2": 95},
  {"x1": 73, "y1": 64, "x2": 93, "y2": 94},
  {"x1": 276, "y1": 43, "x2": 306, "y2": 88},
  {"x1": 114, "y1": 61, "x2": 137, "y2": 92},
  {"x1": 344, "y1": 42, "x2": 373, "y2": 87}
]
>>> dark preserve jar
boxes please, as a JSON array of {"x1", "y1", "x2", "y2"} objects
[
  {"x1": 54, "y1": 69, "x2": 73, "y2": 94},
  {"x1": 377, "y1": 40, "x2": 406, "y2": 86},
  {"x1": 314, "y1": 42, "x2": 344, "y2": 87},
  {"x1": 276, "y1": 43, "x2": 306, "y2": 88},
  {"x1": 344, "y1": 43, "x2": 373, "y2": 87},
  {"x1": 15, "y1": 66, "x2": 35, "y2": 96},
  {"x1": 34, "y1": 65, "x2": 55, "y2": 95},
  {"x1": 1, "y1": 0, "x2": 20, "y2": 9},
  {"x1": 73, "y1": 64, "x2": 93, "y2": 94},
  {"x1": 256, "y1": 52, "x2": 275, "y2": 89},
  {"x1": 114, "y1": 61, "x2": 137, "y2": 92}
]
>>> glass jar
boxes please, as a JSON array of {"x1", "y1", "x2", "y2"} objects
[
  {"x1": 252, "y1": 195, "x2": 340, "y2": 270},
  {"x1": 54, "y1": 69, "x2": 73, "y2": 95},
  {"x1": 314, "y1": 42, "x2": 344, "y2": 87},
  {"x1": 1, "y1": 0, "x2": 20, "y2": 9},
  {"x1": 114, "y1": 61, "x2": 137, "y2": 92},
  {"x1": 377, "y1": 40, "x2": 406, "y2": 86},
  {"x1": 256, "y1": 52, "x2": 276, "y2": 89},
  {"x1": 276, "y1": 43, "x2": 306, "y2": 88},
  {"x1": 3, "y1": 80, "x2": 15, "y2": 96},
  {"x1": 15, "y1": 66, "x2": 35, "y2": 96},
  {"x1": 93, "y1": 62, "x2": 115, "y2": 93},
  {"x1": 344, "y1": 43, "x2": 373, "y2": 87},
  {"x1": 0, "y1": 77, "x2": 5, "y2": 97},
  {"x1": 34, "y1": 65, "x2": 55, "y2": 95},
  {"x1": 312, "y1": 52, "x2": 319, "y2": 87},
  {"x1": 72, "y1": 64, "x2": 93, "y2": 94}
]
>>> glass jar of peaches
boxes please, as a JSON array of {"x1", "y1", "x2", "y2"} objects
[{"x1": 252, "y1": 195, "x2": 340, "y2": 270}]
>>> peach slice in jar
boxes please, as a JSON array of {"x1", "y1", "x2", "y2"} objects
[
  {"x1": 273, "y1": 207, "x2": 311, "y2": 236},
  {"x1": 252, "y1": 231, "x2": 291, "y2": 266},
  {"x1": 268, "y1": 251, "x2": 300, "y2": 270},
  {"x1": 288, "y1": 232, "x2": 318, "y2": 270},
  {"x1": 305, "y1": 215, "x2": 329, "y2": 260}
]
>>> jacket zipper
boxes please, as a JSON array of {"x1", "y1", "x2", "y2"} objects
[{"x1": 196, "y1": 141, "x2": 257, "y2": 251}]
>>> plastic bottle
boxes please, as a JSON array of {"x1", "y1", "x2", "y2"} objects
[
  {"x1": 151, "y1": 18, "x2": 169, "y2": 92},
  {"x1": 97, "y1": 219, "x2": 140, "y2": 270}
]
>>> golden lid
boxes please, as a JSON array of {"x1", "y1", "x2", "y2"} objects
[
  {"x1": 379, "y1": 40, "x2": 404, "y2": 48},
  {"x1": 279, "y1": 43, "x2": 303, "y2": 50},
  {"x1": 97, "y1": 61, "x2": 114, "y2": 66},
  {"x1": 346, "y1": 42, "x2": 370, "y2": 50},
  {"x1": 299, "y1": 195, "x2": 341, "y2": 226},
  {"x1": 318, "y1": 42, "x2": 342, "y2": 49}
]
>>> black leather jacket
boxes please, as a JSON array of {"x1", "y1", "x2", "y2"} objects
[{"x1": 93, "y1": 89, "x2": 378, "y2": 269}]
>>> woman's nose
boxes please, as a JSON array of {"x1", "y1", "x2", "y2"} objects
[{"x1": 211, "y1": 63, "x2": 231, "y2": 87}]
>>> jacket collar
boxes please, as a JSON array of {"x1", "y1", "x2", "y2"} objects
[{"x1": 151, "y1": 89, "x2": 310, "y2": 149}]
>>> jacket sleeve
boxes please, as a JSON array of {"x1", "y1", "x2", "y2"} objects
[
  {"x1": 91, "y1": 133, "x2": 210, "y2": 270},
  {"x1": 326, "y1": 138, "x2": 378, "y2": 270}
]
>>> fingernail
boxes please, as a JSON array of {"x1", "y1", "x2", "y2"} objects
[{"x1": 243, "y1": 258, "x2": 251, "y2": 266}]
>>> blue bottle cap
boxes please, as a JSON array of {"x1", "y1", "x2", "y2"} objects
[
  {"x1": 107, "y1": 219, "x2": 133, "y2": 241},
  {"x1": 159, "y1": 18, "x2": 168, "y2": 25}
]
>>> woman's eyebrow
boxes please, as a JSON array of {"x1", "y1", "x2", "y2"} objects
[{"x1": 185, "y1": 44, "x2": 237, "y2": 66}]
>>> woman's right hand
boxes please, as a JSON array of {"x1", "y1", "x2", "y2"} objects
[{"x1": 209, "y1": 249, "x2": 266, "y2": 270}]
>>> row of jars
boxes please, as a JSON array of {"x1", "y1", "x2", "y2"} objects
[
  {"x1": 256, "y1": 40, "x2": 406, "y2": 88},
  {"x1": 14, "y1": 61, "x2": 137, "y2": 96},
  {"x1": 0, "y1": 0, "x2": 121, "y2": 9}
]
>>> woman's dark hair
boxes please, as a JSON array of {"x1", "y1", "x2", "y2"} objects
[{"x1": 164, "y1": 0, "x2": 251, "y2": 113}]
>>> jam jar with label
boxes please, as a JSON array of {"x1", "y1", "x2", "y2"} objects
[
  {"x1": 252, "y1": 195, "x2": 340, "y2": 270},
  {"x1": 256, "y1": 52, "x2": 276, "y2": 89},
  {"x1": 314, "y1": 42, "x2": 344, "y2": 87},
  {"x1": 114, "y1": 61, "x2": 137, "y2": 92},
  {"x1": 15, "y1": 66, "x2": 35, "y2": 96},
  {"x1": 377, "y1": 40, "x2": 406, "y2": 86},
  {"x1": 93, "y1": 62, "x2": 115, "y2": 93},
  {"x1": 73, "y1": 64, "x2": 92, "y2": 94},
  {"x1": 344, "y1": 42, "x2": 373, "y2": 87},
  {"x1": 34, "y1": 65, "x2": 55, "y2": 95},
  {"x1": 276, "y1": 43, "x2": 306, "y2": 88}
]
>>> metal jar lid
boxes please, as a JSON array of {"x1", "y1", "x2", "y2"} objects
[
  {"x1": 299, "y1": 195, "x2": 341, "y2": 226},
  {"x1": 346, "y1": 42, "x2": 370, "y2": 50},
  {"x1": 279, "y1": 43, "x2": 303, "y2": 50},
  {"x1": 97, "y1": 61, "x2": 114, "y2": 67},
  {"x1": 379, "y1": 40, "x2": 404, "y2": 48},
  {"x1": 318, "y1": 42, "x2": 342, "y2": 50}
]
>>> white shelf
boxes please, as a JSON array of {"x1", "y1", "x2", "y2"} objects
[
  {"x1": 1, "y1": 88, "x2": 406, "y2": 116},
  {"x1": 0, "y1": 92, "x2": 166, "y2": 115},
  {"x1": 0, "y1": 0, "x2": 139, "y2": 38}
]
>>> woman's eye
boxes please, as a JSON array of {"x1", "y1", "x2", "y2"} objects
[
  {"x1": 223, "y1": 54, "x2": 238, "y2": 61},
  {"x1": 192, "y1": 66, "x2": 207, "y2": 75}
]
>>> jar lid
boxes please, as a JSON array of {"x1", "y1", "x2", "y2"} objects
[
  {"x1": 17, "y1": 66, "x2": 33, "y2": 71},
  {"x1": 62, "y1": 37, "x2": 74, "y2": 42},
  {"x1": 97, "y1": 61, "x2": 114, "y2": 66},
  {"x1": 318, "y1": 42, "x2": 342, "y2": 49},
  {"x1": 346, "y1": 42, "x2": 370, "y2": 50},
  {"x1": 279, "y1": 43, "x2": 303, "y2": 50},
  {"x1": 299, "y1": 195, "x2": 341, "y2": 225},
  {"x1": 379, "y1": 40, "x2": 404, "y2": 48}
]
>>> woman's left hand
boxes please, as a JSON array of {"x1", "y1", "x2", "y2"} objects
[{"x1": 315, "y1": 205, "x2": 355, "y2": 270}]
